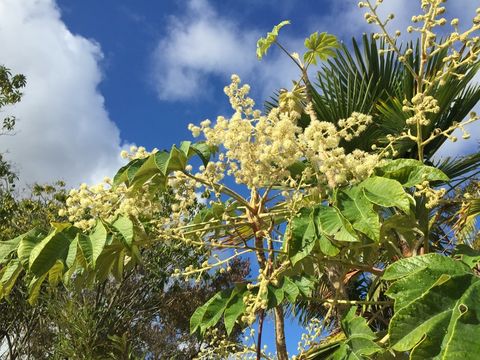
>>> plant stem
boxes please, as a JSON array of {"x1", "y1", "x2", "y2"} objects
[
  {"x1": 274, "y1": 306, "x2": 289, "y2": 360},
  {"x1": 182, "y1": 172, "x2": 255, "y2": 213},
  {"x1": 306, "y1": 298, "x2": 393, "y2": 306},
  {"x1": 256, "y1": 310, "x2": 265, "y2": 360}
]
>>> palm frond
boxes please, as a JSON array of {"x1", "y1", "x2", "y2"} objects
[{"x1": 434, "y1": 152, "x2": 480, "y2": 183}]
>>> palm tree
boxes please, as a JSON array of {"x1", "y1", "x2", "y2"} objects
[{"x1": 273, "y1": 34, "x2": 480, "y2": 355}]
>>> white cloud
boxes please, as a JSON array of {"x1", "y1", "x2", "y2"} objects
[
  {"x1": 151, "y1": 0, "x2": 300, "y2": 103},
  {"x1": 329, "y1": 0, "x2": 478, "y2": 39},
  {"x1": 316, "y1": 0, "x2": 480, "y2": 158},
  {"x1": 0, "y1": 0, "x2": 127, "y2": 188},
  {"x1": 152, "y1": 0, "x2": 257, "y2": 101}
]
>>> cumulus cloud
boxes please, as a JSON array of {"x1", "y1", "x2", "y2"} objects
[
  {"x1": 153, "y1": 0, "x2": 479, "y2": 156},
  {"x1": 151, "y1": 0, "x2": 299, "y2": 102},
  {"x1": 0, "y1": 0, "x2": 126, "y2": 188}
]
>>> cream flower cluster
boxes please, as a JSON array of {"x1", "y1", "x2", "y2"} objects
[
  {"x1": 167, "y1": 171, "x2": 201, "y2": 226},
  {"x1": 120, "y1": 145, "x2": 158, "y2": 161},
  {"x1": 403, "y1": 93, "x2": 440, "y2": 126},
  {"x1": 62, "y1": 179, "x2": 156, "y2": 230},
  {"x1": 300, "y1": 110, "x2": 377, "y2": 188},
  {"x1": 191, "y1": 82, "x2": 303, "y2": 188},
  {"x1": 295, "y1": 318, "x2": 323, "y2": 357},
  {"x1": 414, "y1": 180, "x2": 447, "y2": 209},
  {"x1": 189, "y1": 75, "x2": 377, "y2": 189},
  {"x1": 62, "y1": 147, "x2": 198, "y2": 231},
  {"x1": 361, "y1": 0, "x2": 480, "y2": 86}
]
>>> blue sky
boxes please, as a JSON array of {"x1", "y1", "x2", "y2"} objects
[
  {"x1": 56, "y1": 0, "x2": 335, "y2": 153},
  {"x1": 0, "y1": 0, "x2": 479, "y2": 355},
  {"x1": 0, "y1": 0, "x2": 477, "y2": 187}
]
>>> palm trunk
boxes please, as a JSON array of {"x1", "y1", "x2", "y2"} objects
[{"x1": 274, "y1": 306, "x2": 288, "y2": 360}]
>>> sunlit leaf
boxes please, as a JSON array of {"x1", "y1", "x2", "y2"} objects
[
  {"x1": 303, "y1": 32, "x2": 339, "y2": 65},
  {"x1": 256, "y1": 20, "x2": 290, "y2": 60}
]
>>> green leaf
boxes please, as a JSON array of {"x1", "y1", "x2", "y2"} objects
[
  {"x1": 112, "y1": 216, "x2": 134, "y2": 248},
  {"x1": 267, "y1": 284, "x2": 285, "y2": 308},
  {"x1": 283, "y1": 276, "x2": 300, "y2": 303},
  {"x1": 360, "y1": 176, "x2": 411, "y2": 213},
  {"x1": 111, "y1": 248, "x2": 126, "y2": 281},
  {"x1": 303, "y1": 32, "x2": 339, "y2": 65},
  {"x1": 29, "y1": 227, "x2": 75, "y2": 277},
  {"x1": 331, "y1": 307, "x2": 383, "y2": 359},
  {"x1": 287, "y1": 160, "x2": 308, "y2": 180},
  {"x1": 17, "y1": 228, "x2": 45, "y2": 267},
  {"x1": 224, "y1": 285, "x2": 248, "y2": 335},
  {"x1": 113, "y1": 158, "x2": 146, "y2": 186},
  {"x1": 0, "y1": 236, "x2": 22, "y2": 263},
  {"x1": 188, "y1": 141, "x2": 217, "y2": 166},
  {"x1": 316, "y1": 206, "x2": 358, "y2": 242},
  {"x1": 28, "y1": 273, "x2": 47, "y2": 305},
  {"x1": 380, "y1": 214, "x2": 420, "y2": 247},
  {"x1": 375, "y1": 159, "x2": 449, "y2": 187},
  {"x1": 454, "y1": 244, "x2": 480, "y2": 268},
  {"x1": 48, "y1": 260, "x2": 65, "y2": 287},
  {"x1": 319, "y1": 234, "x2": 341, "y2": 256},
  {"x1": 95, "y1": 246, "x2": 118, "y2": 283},
  {"x1": 112, "y1": 161, "x2": 131, "y2": 186},
  {"x1": 156, "y1": 145, "x2": 188, "y2": 175},
  {"x1": 384, "y1": 254, "x2": 480, "y2": 358},
  {"x1": 338, "y1": 187, "x2": 380, "y2": 242},
  {"x1": 292, "y1": 276, "x2": 315, "y2": 297},
  {"x1": 65, "y1": 236, "x2": 78, "y2": 268},
  {"x1": 201, "y1": 289, "x2": 232, "y2": 333},
  {"x1": 77, "y1": 233, "x2": 93, "y2": 265},
  {"x1": 190, "y1": 289, "x2": 232, "y2": 335},
  {"x1": 289, "y1": 208, "x2": 317, "y2": 265},
  {"x1": 89, "y1": 221, "x2": 108, "y2": 267},
  {"x1": 131, "y1": 153, "x2": 161, "y2": 188},
  {"x1": 256, "y1": 20, "x2": 290, "y2": 60},
  {"x1": 0, "y1": 259, "x2": 23, "y2": 297}
]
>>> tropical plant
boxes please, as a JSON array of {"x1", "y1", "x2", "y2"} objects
[
  {"x1": 1, "y1": 0, "x2": 480, "y2": 359},
  {"x1": 0, "y1": 175, "x2": 249, "y2": 359}
]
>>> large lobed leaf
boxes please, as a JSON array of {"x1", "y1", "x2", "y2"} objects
[
  {"x1": 190, "y1": 276, "x2": 315, "y2": 336},
  {"x1": 256, "y1": 20, "x2": 290, "y2": 60},
  {"x1": 332, "y1": 307, "x2": 383, "y2": 359},
  {"x1": 304, "y1": 32, "x2": 340, "y2": 65},
  {"x1": 375, "y1": 159, "x2": 449, "y2": 187},
  {"x1": 384, "y1": 254, "x2": 480, "y2": 359},
  {"x1": 0, "y1": 215, "x2": 138, "y2": 303},
  {"x1": 113, "y1": 141, "x2": 216, "y2": 190}
]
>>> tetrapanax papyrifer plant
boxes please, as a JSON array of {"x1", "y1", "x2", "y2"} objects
[{"x1": 1, "y1": 0, "x2": 480, "y2": 359}]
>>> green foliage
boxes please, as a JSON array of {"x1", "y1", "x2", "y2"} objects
[
  {"x1": 113, "y1": 141, "x2": 216, "y2": 189},
  {"x1": 338, "y1": 187, "x2": 380, "y2": 242},
  {"x1": 304, "y1": 32, "x2": 340, "y2": 65},
  {"x1": 384, "y1": 254, "x2": 480, "y2": 359},
  {"x1": 191, "y1": 287, "x2": 239, "y2": 336},
  {"x1": 2, "y1": 3, "x2": 480, "y2": 358},
  {"x1": 256, "y1": 20, "x2": 290, "y2": 60},
  {"x1": 375, "y1": 159, "x2": 449, "y2": 187},
  {"x1": 190, "y1": 275, "x2": 316, "y2": 337},
  {"x1": 0, "y1": 65, "x2": 26, "y2": 132},
  {"x1": 455, "y1": 244, "x2": 480, "y2": 268},
  {"x1": 360, "y1": 176, "x2": 412, "y2": 213},
  {"x1": 307, "y1": 34, "x2": 480, "y2": 161},
  {"x1": 331, "y1": 307, "x2": 383, "y2": 359}
]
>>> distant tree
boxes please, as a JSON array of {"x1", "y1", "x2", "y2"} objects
[{"x1": 0, "y1": 65, "x2": 26, "y2": 134}]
